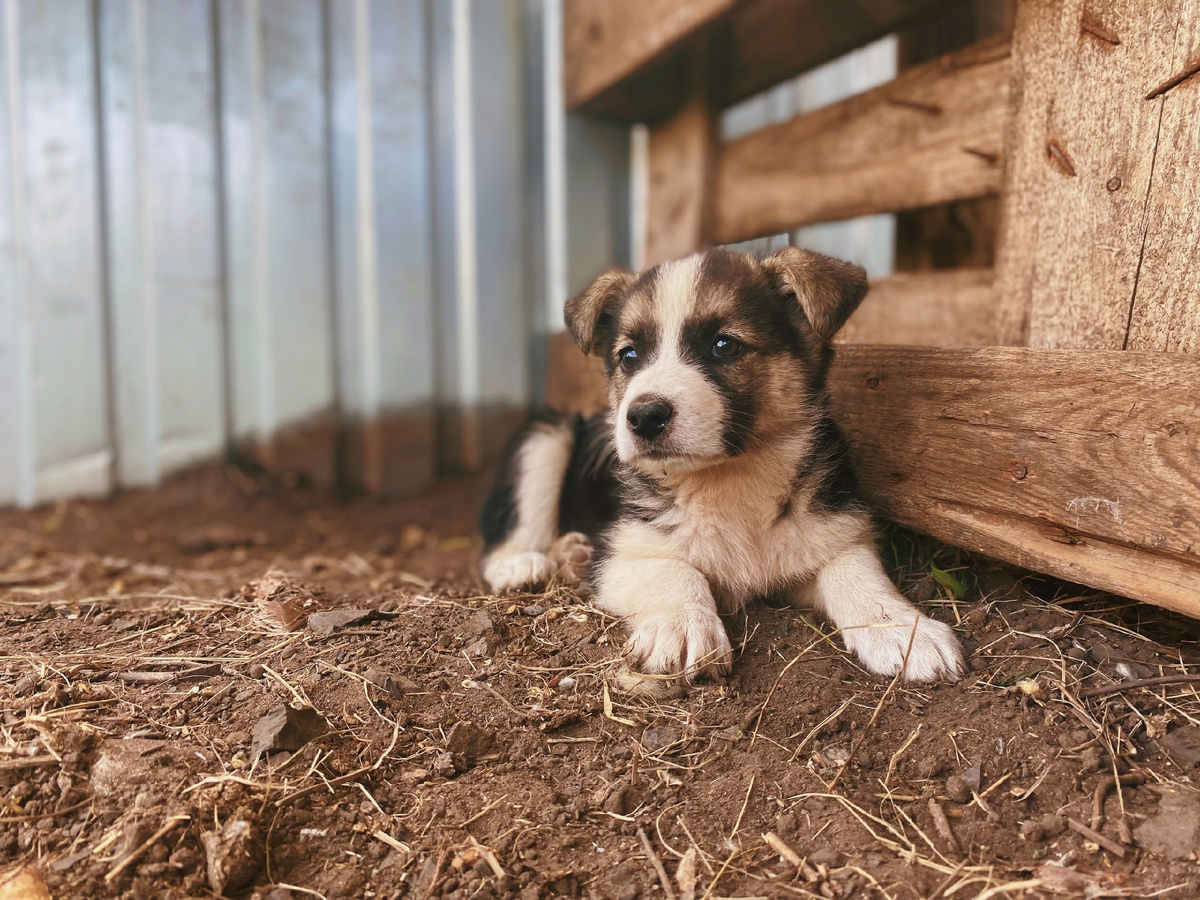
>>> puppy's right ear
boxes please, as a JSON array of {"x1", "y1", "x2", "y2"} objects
[{"x1": 564, "y1": 269, "x2": 635, "y2": 356}]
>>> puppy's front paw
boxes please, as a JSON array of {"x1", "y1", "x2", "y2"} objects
[
  {"x1": 548, "y1": 531, "x2": 593, "y2": 584},
  {"x1": 844, "y1": 613, "x2": 964, "y2": 683},
  {"x1": 626, "y1": 606, "x2": 733, "y2": 682},
  {"x1": 483, "y1": 550, "x2": 557, "y2": 592}
]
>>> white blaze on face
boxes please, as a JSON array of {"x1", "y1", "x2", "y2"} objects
[{"x1": 614, "y1": 256, "x2": 727, "y2": 468}]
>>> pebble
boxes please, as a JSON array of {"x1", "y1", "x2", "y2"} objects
[
  {"x1": 522, "y1": 605, "x2": 545, "y2": 617},
  {"x1": 945, "y1": 775, "x2": 972, "y2": 804},
  {"x1": 1041, "y1": 814, "x2": 1066, "y2": 836},
  {"x1": 809, "y1": 848, "x2": 840, "y2": 868}
]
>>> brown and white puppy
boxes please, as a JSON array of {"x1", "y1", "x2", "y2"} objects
[{"x1": 480, "y1": 247, "x2": 963, "y2": 683}]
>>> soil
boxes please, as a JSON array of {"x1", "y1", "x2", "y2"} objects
[{"x1": 3, "y1": 464, "x2": 1200, "y2": 900}]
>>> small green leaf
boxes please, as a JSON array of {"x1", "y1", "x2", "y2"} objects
[{"x1": 930, "y1": 563, "x2": 967, "y2": 599}]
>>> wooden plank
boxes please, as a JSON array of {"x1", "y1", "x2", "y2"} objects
[
  {"x1": 1125, "y1": 11, "x2": 1200, "y2": 355},
  {"x1": 837, "y1": 269, "x2": 998, "y2": 346},
  {"x1": 712, "y1": 36, "x2": 1011, "y2": 245},
  {"x1": 828, "y1": 345, "x2": 1200, "y2": 616},
  {"x1": 722, "y1": 0, "x2": 947, "y2": 106},
  {"x1": 563, "y1": 0, "x2": 951, "y2": 120},
  {"x1": 644, "y1": 46, "x2": 720, "y2": 266},
  {"x1": 545, "y1": 330, "x2": 608, "y2": 415},
  {"x1": 563, "y1": 0, "x2": 735, "y2": 117},
  {"x1": 992, "y1": 0, "x2": 1180, "y2": 349}
]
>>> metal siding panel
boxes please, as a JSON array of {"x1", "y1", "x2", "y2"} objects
[
  {"x1": 0, "y1": 0, "x2": 30, "y2": 506},
  {"x1": 328, "y1": 1, "x2": 361, "y2": 415},
  {"x1": 144, "y1": 0, "x2": 224, "y2": 472},
  {"x1": 261, "y1": 0, "x2": 334, "y2": 428},
  {"x1": 472, "y1": 0, "x2": 528, "y2": 405},
  {"x1": 217, "y1": 0, "x2": 260, "y2": 441},
  {"x1": 99, "y1": 0, "x2": 224, "y2": 486},
  {"x1": 370, "y1": 0, "x2": 434, "y2": 413},
  {"x1": 19, "y1": 0, "x2": 111, "y2": 502}
]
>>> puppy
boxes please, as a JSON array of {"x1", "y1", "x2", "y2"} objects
[{"x1": 480, "y1": 247, "x2": 963, "y2": 683}]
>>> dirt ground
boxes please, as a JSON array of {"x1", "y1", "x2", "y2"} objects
[{"x1": 4, "y1": 465, "x2": 1200, "y2": 900}]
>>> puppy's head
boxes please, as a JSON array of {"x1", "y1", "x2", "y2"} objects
[{"x1": 565, "y1": 247, "x2": 867, "y2": 471}]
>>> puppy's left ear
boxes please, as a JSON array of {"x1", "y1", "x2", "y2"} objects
[{"x1": 761, "y1": 247, "x2": 868, "y2": 341}]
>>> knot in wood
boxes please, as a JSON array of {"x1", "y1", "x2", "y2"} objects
[
  {"x1": 1010, "y1": 462, "x2": 1028, "y2": 481},
  {"x1": 1107, "y1": 176, "x2": 1122, "y2": 191},
  {"x1": 865, "y1": 377, "x2": 882, "y2": 391}
]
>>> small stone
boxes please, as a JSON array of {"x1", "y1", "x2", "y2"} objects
[
  {"x1": 641, "y1": 726, "x2": 682, "y2": 754},
  {"x1": 1078, "y1": 746, "x2": 1102, "y2": 773},
  {"x1": 945, "y1": 776, "x2": 972, "y2": 804},
  {"x1": 809, "y1": 848, "x2": 840, "y2": 868},
  {"x1": 1159, "y1": 725, "x2": 1200, "y2": 769},
  {"x1": 462, "y1": 610, "x2": 495, "y2": 637},
  {"x1": 247, "y1": 663, "x2": 264, "y2": 679},
  {"x1": 464, "y1": 635, "x2": 495, "y2": 659},
  {"x1": 522, "y1": 605, "x2": 545, "y2": 618},
  {"x1": 250, "y1": 705, "x2": 327, "y2": 759},
  {"x1": 960, "y1": 764, "x2": 982, "y2": 792},
  {"x1": 1041, "y1": 814, "x2": 1066, "y2": 837},
  {"x1": 1134, "y1": 794, "x2": 1200, "y2": 859}
]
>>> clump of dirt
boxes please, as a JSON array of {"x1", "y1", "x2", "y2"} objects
[{"x1": 3, "y1": 465, "x2": 1200, "y2": 899}]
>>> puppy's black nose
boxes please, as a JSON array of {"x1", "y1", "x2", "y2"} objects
[{"x1": 626, "y1": 398, "x2": 674, "y2": 440}]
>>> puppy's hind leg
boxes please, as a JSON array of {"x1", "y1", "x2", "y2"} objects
[{"x1": 480, "y1": 418, "x2": 576, "y2": 592}]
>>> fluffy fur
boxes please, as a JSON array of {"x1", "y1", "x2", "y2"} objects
[{"x1": 480, "y1": 247, "x2": 964, "y2": 684}]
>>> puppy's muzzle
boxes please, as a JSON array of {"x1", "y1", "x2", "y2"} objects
[{"x1": 626, "y1": 396, "x2": 674, "y2": 441}]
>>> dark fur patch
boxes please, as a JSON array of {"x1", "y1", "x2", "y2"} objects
[
  {"x1": 558, "y1": 414, "x2": 622, "y2": 549},
  {"x1": 790, "y1": 412, "x2": 863, "y2": 515}
]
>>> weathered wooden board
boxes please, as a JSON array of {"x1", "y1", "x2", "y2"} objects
[
  {"x1": 829, "y1": 345, "x2": 1200, "y2": 616},
  {"x1": 645, "y1": 49, "x2": 720, "y2": 266},
  {"x1": 1125, "y1": 12, "x2": 1200, "y2": 355},
  {"x1": 713, "y1": 36, "x2": 1010, "y2": 245},
  {"x1": 563, "y1": 0, "x2": 949, "y2": 120},
  {"x1": 722, "y1": 0, "x2": 947, "y2": 106},
  {"x1": 563, "y1": 0, "x2": 734, "y2": 117},
  {"x1": 992, "y1": 0, "x2": 1182, "y2": 349},
  {"x1": 837, "y1": 269, "x2": 998, "y2": 346}
]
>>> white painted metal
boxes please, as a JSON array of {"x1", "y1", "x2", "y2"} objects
[
  {"x1": 451, "y1": 0, "x2": 479, "y2": 413},
  {"x1": 99, "y1": 0, "x2": 225, "y2": 486},
  {"x1": 0, "y1": 0, "x2": 643, "y2": 506},
  {"x1": 3, "y1": 0, "x2": 111, "y2": 504}
]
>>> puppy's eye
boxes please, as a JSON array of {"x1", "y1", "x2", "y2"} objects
[
  {"x1": 711, "y1": 335, "x2": 742, "y2": 359},
  {"x1": 618, "y1": 346, "x2": 639, "y2": 371}
]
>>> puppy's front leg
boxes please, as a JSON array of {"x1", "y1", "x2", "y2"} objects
[
  {"x1": 797, "y1": 543, "x2": 963, "y2": 682},
  {"x1": 595, "y1": 524, "x2": 732, "y2": 680}
]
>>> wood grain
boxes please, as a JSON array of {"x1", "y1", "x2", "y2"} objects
[
  {"x1": 712, "y1": 37, "x2": 1011, "y2": 244},
  {"x1": 545, "y1": 331, "x2": 608, "y2": 416},
  {"x1": 644, "y1": 49, "x2": 721, "y2": 266},
  {"x1": 1125, "y1": 12, "x2": 1200, "y2": 354},
  {"x1": 837, "y1": 269, "x2": 998, "y2": 347},
  {"x1": 829, "y1": 345, "x2": 1200, "y2": 615},
  {"x1": 992, "y1": 0, "x2": 1180, "y2": 348},
  {"x1": 563, "y1": 0, "x2": 734, "y2": 115}
]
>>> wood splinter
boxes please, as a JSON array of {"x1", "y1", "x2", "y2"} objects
[
  {"x1": 637, "y1": 827, "x2": 676, "y2": 900},
  {"x1": 927, "y1": 799, "x2": 961, "y2": 854},
  {"x1": 1146, "y1": 58, "x2": 1200, "y2": 100},
  {"x1": 1067, "y1": 817, "x2": 1126, "y2": 857}
]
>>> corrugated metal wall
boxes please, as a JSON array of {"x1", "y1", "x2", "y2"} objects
[{"x1": 1, "y1": 0, "x2": 628, "y2": 508}]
